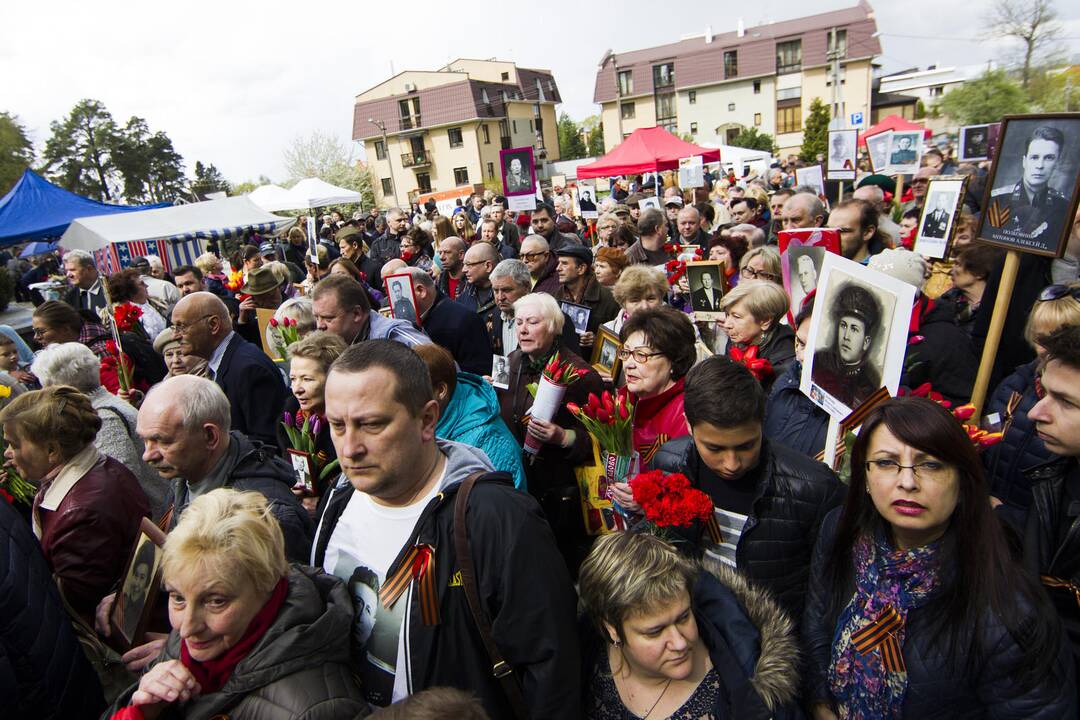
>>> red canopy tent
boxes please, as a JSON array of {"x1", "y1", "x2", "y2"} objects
[
  {"x1": 858, "y1": 115, "x2": 932, "y2": 146},
  {"x1": 576, "y1": 126, "x2": 721, "y2": 179}
]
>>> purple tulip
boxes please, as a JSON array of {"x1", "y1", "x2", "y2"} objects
[
  {"x1": 283, "y1": 411, "x2": 293, "y2": 428},
  {"x1": 309, "y1": 415, "x2": 321, "y2": 437}
]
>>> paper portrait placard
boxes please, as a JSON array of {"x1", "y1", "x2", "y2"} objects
[
  {"x1": 826, "y1": 129, "x2": 858, "y2": 181},
  {"x1": 913, "y1": 176, "x2": 969, "y2": 260}
]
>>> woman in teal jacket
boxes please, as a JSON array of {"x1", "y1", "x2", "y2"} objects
[{"x1": 415, "y1": 344, "x2": 527, "y2": 490}]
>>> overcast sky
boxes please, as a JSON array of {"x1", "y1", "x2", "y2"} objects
[{"x1": 3, "y1": 0, "x2": 1077, "y2": 185}]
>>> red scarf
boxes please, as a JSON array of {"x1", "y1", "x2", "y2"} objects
[{"x1": 179, "y1": 577, "x2": 289, "y2": 694}]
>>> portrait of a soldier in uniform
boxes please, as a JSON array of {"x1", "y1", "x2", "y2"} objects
[
  {"x1": 982, "y1": 120, "x2": 1078, "y2": 256},
  {"x1": 810, "y1": 282, "x2": 883, "y2": 411}
]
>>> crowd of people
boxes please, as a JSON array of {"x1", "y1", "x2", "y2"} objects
[{"x1": 2, "y1": 137, "x2": 1080, "y2": 720}]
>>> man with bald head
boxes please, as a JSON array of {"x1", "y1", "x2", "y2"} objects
[
  {"x1": 172, "y1": 291, "x2": 287, "y2": 446},
  {"x1": 459, "y1": 242, "x2": 499, "y2": 330},
  {"x1": 677, "y1": 206, "x2": 710, "y2": 246},
  {"x1": 853, "y1": 183, "x2": 901, "y2": 246},
  {"x1": 782, "y1": 193, "x2": 827, "y2": 230},
  {"x1": 435, "y1": 236, "x2": 467, "y2": 300},
  {"x1": 519, "y1": 234, "x2": 561, "y2": 295}
]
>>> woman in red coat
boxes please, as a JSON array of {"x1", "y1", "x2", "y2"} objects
[
  {"x1": 0, "y1": 386, "x2": 149, "y2": 623},
  {"x1": 611, "y1": 307, "x2": 696, "y2": 512}
]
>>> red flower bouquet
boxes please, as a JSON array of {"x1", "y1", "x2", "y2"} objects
[
  {"x1": 524, "y1": 352, "x2": 588, "y2": 456},
  {"x1": 113, "y1": 302, "x2": 144, "y2": 334},
  {"x1": 629, "y1": 470, "x2": 714, "y2": 528},
  {"x1": 269, "y1": 316, "x2": 301, "y2": 358},
  {"x1": 567, "y1": 390, "x2": 634, "y2": 456},
  {"x1": 729, "y1": 345, "x2": 774, "y2": 383},
  {"x1": 102, "y1": 338, "x2": 136, "y2": 392}
]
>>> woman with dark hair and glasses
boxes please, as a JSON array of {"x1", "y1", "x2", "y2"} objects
[
  {"x1": 803, "y1": 397, "x2": 1075, "y2": 720},
  {"x1": 983, "y1": 281, "x2": 1080, "y2": 512}
]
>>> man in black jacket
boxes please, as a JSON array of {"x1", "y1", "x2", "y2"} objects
[
  {"x1": 529, "y1": 202, "x2": 582, "y2": 254},
  {"x1": 1024, "y1": 325, "x2": 1080, "y2": 685},
  {"x1": 406, "y1": 267, "x2": 492, "y2": 375},
  {"x1": 172, "y1": 292, "x2": 288, "y2": 446},
  {"x1": 314, "y1": 340, "x2": 579, "y2": 717},
  {"x1": 649, "y1": 356, "x2": 845, "y2": 624},
  {"x1": 369, "y1": 207, "x2": 408, "y2": 269}
]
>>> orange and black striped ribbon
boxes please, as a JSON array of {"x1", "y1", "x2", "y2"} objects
[
  {"x1": 1001, "y1": 391, "x2": 1023, "y2": 436},
  {"x1": 841, "y1": 387, "x2": 892, "y2": 433},
  {"x1": 1042, "y1": 575, "x2": 1080, "y2": 610},
  {"x1": 851, "y1": 604, "x2": 906, "y2": 673},
  {"x1": 705, "y1": 514, "x2": 724, "y2": 544},
  {"x1": 639, "y1": 434, "x2": 669, "y2": 467},
  {"x1": 380, "y1": 544, "x2": 440, "y2": 625}
]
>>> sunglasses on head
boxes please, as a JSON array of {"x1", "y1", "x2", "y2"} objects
[{"x1": 1038, "y1": 284, "x2": 1080, "y2": 302}]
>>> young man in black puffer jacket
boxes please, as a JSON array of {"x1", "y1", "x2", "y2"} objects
[{"x1": 651, "y1": 356, "x2": 845, "y2": 627}]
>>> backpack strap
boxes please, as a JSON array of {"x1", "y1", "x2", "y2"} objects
[{"x1": 453, "y1": 471, "x2": 530, "y2": 720}]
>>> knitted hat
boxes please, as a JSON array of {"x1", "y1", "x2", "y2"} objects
[
  {"x1": 595, "y1": 246, "x2": 629, "y2": 273},
  {"x1": 868, "y1": 247, "x2": 928, "y2": 293}
]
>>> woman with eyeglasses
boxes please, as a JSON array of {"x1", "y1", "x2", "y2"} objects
[
  {"x1": 592, "y1": 213, "x2": 621, "y2": 251},
  {"x1": 983, "y1": 281, "x2": 1080, "y2": 512},
  {"x1": 399, "y1": 226, "x2": 434, "y2": 273},
  {"x1": 804, "y1": 396, "x2": 1075, "y2": 719},
  {"x1": 719, "y1": 280, "x2": 794, "y2": 392},
  {"x1": 738, "y1": 247, "x2": 782, "y2": 285}
]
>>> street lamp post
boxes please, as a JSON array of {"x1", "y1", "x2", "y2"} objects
[{"x1": 369, "y1": 118, "x2": 398, "y2": 208}]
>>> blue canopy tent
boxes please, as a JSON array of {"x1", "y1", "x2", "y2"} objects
[{"x1": 0, "y1": 169, "x2": 165, "y2": 245}]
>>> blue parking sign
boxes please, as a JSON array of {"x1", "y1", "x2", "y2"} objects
[{"x1": 850, "y1": 112, "x2": 864, "y2": 127}]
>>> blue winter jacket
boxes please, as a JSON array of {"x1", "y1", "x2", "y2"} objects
[
  {"x1": 437, "y1": 372, "x2": 527, "y2": 490},
  {"x1": 764, "y1": 361, "x2": 829, "y2": 458}
]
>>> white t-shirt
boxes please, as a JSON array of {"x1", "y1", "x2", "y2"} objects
[{"x1": 322, "y1": 466, "x2": 449, "y2": 707}]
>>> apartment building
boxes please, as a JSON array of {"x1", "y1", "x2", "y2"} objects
[
  {"x1": 592, "y1": 1, "x2": 881, "y2": 158},
  {"x1": 353, "y1": 59, "x2": 562, "y2": 209}
]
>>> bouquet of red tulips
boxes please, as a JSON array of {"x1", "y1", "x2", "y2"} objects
[
  {"x1": 524, "y1": 352, "x2": 587, "y2": 457},
  {"x1": 567, "y1": 390, "x2": 634, "y2": 457},
  {"x1": 113, "y1": 302, "x2": 145, "y2": 337},
  {"x1": 102, "y1": 339, "x2": 136, "y2": 392},
  {"x1": 269, "y1": 316, "x2": 301, "y2": 358},
  {"x1": 281, "y1": 410, "x2": 340, "y2": 495}
]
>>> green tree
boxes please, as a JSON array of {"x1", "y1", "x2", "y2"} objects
[
  {"x1": 112, "y1": 116, "x2": 186, "y2": 203},
  {"x1": 0, "y1": 112, "x2": 34, "y2": 196},
  {"x1": 985, "y1": 0, "x2": 1063, "y2": 90},
  {"x1": 799, "y1": 98, "x2": 830, "y2": 162},
  {"x1": 580, "y1": 115, "x2": 605, "y2": 157},
  {"x1": 729, "y1": 127, "x2": 778, "y2": 154},
  {"x1": 282, "y1": 132, "x2": 374, "y2": 212},
  {"x1": 231, "y1": 175, "x2": 273, "y2": 195},
  {"x1": 42, "y1": 99, "x2": 121, "y2": 201},
  {"x1": 557, "y1": 113, "x2": 588, "y2": 160},
  {"x1": 1028, "y1": 65, "x2": 1080, "y2": 111},
  {"x1": 190, "y1": 161, "x2": 230, "y2": 197},
  {"x1": 935, "y1": 69, "x2": 1030, "y2": 124}
]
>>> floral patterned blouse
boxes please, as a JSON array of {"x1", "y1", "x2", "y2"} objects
[{"x1": 586, "y1": 651, "x2": 719, "y2": 720}]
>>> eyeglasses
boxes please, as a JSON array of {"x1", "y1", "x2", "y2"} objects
[
  {"x1": 865, "y1": 459, "x2": 948, "y2": 480},
  {"x1": 463, "y1": 260, "x2": 488, "y2": 268},
  {"x1": 742, "y1": 267, "x2": 780, "y2": 283},
  {"x1": 1038, "y1": 284, "x2": 1080, "y2": 302},
  {"x1": 521, "y1": 251, "x2": 548, "y2": 261},
  {"x1": 616, "y1": 347, "x2": 665, "y2": 364},
  {"x1": 172, "y1": 315, "x2": 215, "y2": 335}
]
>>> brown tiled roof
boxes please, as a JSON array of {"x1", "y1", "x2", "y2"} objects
[
  {"x1": 353, "y1": 71, "x2": 561, "y2": 141},
  {"x1": 593, "y1": 1, "x2": 880, "y2": 103}
]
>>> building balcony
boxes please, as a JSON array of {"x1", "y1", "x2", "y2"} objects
[
  {"x1": 401, "y1": 150, "x2": 431, "y2": 168},
  {"x1": 399, "y1": 114, "x2": 423, "y2": 131}
]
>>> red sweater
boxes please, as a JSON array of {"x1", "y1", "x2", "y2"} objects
[{"x1": 620, "y1": 378, "x2": 688, "y2": 465}]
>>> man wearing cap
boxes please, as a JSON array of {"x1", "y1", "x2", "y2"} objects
[
  {"x1": 129, "y1": 256, "x2": 181, "y2": 316},
  {"x1": 529, "y1": 203, "x2": 581, "y2": 253},
  {"x1": 664, "y1": 195, "x2": 684, "y2": 240},
  {"x1": 624, "y1": 209, "x2": 671, "y2": 266},
  {"x1": 554, "y1": 245, "x2": 619, "y2": 351},
  {"x1": 811, "y1": 282, "x2": 882, "y2": 410},
  {"x1": 234, "y1": 265, "x2": 284, "y2": 346},
  {"x1": 624, "y1": 193, "x2": 643, "y2": 224}
]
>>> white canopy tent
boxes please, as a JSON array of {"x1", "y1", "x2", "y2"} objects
[
  {"x1": 695, "y1": 141, "x2": 774, "y2": 176},
  {"x1": 61, "y1": 196, "x2": 297, "y2": 271},
  {"x1": 246, "y1": 178, "x2": 362, "y2": 212}
]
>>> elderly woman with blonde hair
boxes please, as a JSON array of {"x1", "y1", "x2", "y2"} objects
[
  {"x1": 105, "y1": 489, "x2": 367, "y2": 719},
  {"x1": 31, "y1": 342, "x2": 171, "y2": 520},
  {"x1": 579, "y1": 532, "x2": 800, "y2": 719},
  {"x1": 720, "y1": 280, "x2": 794, "y2": 391}
]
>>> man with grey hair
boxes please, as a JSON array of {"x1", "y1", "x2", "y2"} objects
[
  {"x1": 782, "y1": 192, "x2": 827, "y2": 230},
  {"x1": 370, "y1": 207, "x2": 408, "y2": 268},
  {"x1": 171, "y1": 291, "x2": 287, "y2": 446},
  {"x1": 489, "y1": 259, "x2": 580, "y2": 356},
  {"x1": 62, "y1": 249, "x2": 106, "y2": 314},
  {"x1": 854, "y1": 183, "x2": 901, "y2": 246},
  {"x1": 312, "y1": 274, "x2": 429, "y2": 347},
  {"x1": 406, "y1": 267, "x2": 492, "y2": 375},
  {"x1": 519, "y1": 234, "x2": 561, "y2": 295},
  {"x1": 677, "y1": 205, "x2": 710, "y2": 246}
]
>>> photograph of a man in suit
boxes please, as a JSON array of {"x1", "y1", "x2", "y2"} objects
[
  {"x1": 578, "y1": 189, "x2": 596, "y2": 212},
  {"x1": 390, "y1": 280, "x2": 418, "y2": 325},
  {"x1": 690, "y1": 269, "x2": 723, "y2": 312},
  {"x1": 504, "y1": 156, "x2": 531, "y2": 193},
  {"x1": 920, "y1": 192, "x2": 953, "y2": 239}
]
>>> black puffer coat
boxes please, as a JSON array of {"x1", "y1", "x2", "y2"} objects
[
  {"x1": 764, "y1": 360, "x2": 829, "y2": 457},
  {"x1": 105, "y1": 567, "x2": 368, "y2": 720},
  {"x1": 805, "y1": 509, "x2": 1077, "y2": 719},
  {"x1": 651, "y1": 436, "x2": 845, "y2": 625},
  {"x1": 984, "y1": 360, "x2": 1054, "y2": 510},
  {"x1": 0, "y1": 498, "x2": 105, "y2": 719}
]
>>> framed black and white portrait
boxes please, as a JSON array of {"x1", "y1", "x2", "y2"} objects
[
  {"x1": 685, "y1": 260, "x2": 726, "y2": 320},
  {"x1": 885, "y1": 130, "x2": 923, "y2": 175},
  {"x1": 575, "y1": 180, "x2": 598, "y2": 219},
  {"x1": 110, "y1": 518, "x2": 166, "y2": 649},
  {"x1": 591, "y1": 326, "x2": 622, "y2": 376},
  {"x1": 827, "y1": 129, "x2": 858, "y2": 181},
  {"x1": 491, "y1": 355, "x2": 510, "y2": 389},
  {"x1": 865, "y1": 131, "x2": 893, "y2": 174},
  {"x1": 800, "y1": 253, "x2": 916, "y2": 419},
  {"x1": 560, "y1": 301, "x2": 591, "y2": 335},
  {"x1": 959, "y1": 123, "x2": 998, "y2": 162},
  {"x1": 500, "y1": 146, "x2": 536, "y2": 197},
  {"x1": 383, "y1": 273, "x2": 420, "y2": 326},
  {"x1": 794, "y1": 165, "x2": 826, "y2": 199},
  {"x1": 976, "y1": 114, "x2": 1080, "y2": 258},
  {"x1": 913, "y1": 176, "x2": 969, "y2": 260}
]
